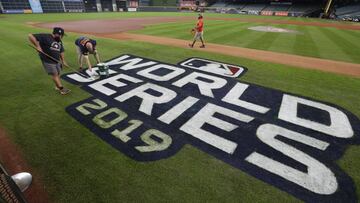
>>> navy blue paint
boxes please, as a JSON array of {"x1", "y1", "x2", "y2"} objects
[
  {"x1": 297, "y1": 104, "x2": 331, "y2": 126},
  {"x1": 63, "y1": 54, "x2": 360, "y2": 203}
]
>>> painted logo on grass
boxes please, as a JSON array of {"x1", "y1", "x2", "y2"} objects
[{"x1": 62, "y1": 54, "x2": 360, "y2": 202}]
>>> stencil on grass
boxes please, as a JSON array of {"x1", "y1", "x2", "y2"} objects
[{"x1": 63, "y1": 54, "x2": 360, "y2": 203}]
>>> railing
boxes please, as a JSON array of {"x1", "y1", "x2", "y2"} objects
[{"x1": 0, "y1": 164, "x2": 29, "y2": 203}]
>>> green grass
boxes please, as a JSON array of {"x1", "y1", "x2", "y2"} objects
[
  {"x1": 6, "y1": 11, "x2": 359, "y2": 62},
  {"x1": 132, "y1": 18, "x2": 360, "y2": 63},
  {"x1": 0, "y1": 12, "x2": 359, "y2": 202}
]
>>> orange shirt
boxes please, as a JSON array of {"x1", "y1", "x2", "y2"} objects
[{"x1": 196, "y1": 19, "x2": 204, "y2": 32}]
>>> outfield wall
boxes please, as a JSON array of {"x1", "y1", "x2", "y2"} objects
[{"x1": 137, "y1": 6, "x2": 178, "y2": 12}]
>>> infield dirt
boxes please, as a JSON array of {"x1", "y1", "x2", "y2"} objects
[{"x1": 35, "y1": 17, "x2": 360, "y2": 77}]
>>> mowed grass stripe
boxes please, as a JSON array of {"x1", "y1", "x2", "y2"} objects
[
  {"x1": 133, "y1": 22, "x2": 195, "y2": 35},
  {"x1": 134, "y1": 19, "x2": 360, "y2": 63},
  {"x1": 229, "y1": 23, "x2": 266, "y2": 46},
  {"x1": 320, "y1": 28, "x2": 360, "y2": 63},
  {"x1": 174, "y1": 21, "x2": 243, "y2": 42},
  {"x1": 244, "y1": 27, "x2": 283, "y2": 50},
  {"x1": 204, "y1": 22, "x2": 252, "y2": 43},
  {"x1": 136, "y1": 20, "x2": 255, "y2": 44},
  {"x1": 178, "y1": 22, "x2": 242, "y2": 40},
  {"x1": 205, "y1": 22, "x2": 269, "y2": 47},
  {"x1": 265, "y1": 24, "x2": 297, "y2": 53},
  {"x1": 340, "y1": 29, "x2": 360, "y2": 43},
  {"x1": 136, "y1": 21, "x2": 226, "y2": 37},
  {"x1": 0, "y1": 31, "x2": 42, "y2": 75},
  {"x1": 309, "y1": 26, "x2": 355, "y2": 63},
  {"x1": 292, "y1": 25, "x2": 321, "y2": 58}
]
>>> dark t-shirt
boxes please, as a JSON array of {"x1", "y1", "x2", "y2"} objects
[
  {"x1": 33, "y1": 34, "x2": 64, "y2": 64},
  {"x1": 75, "y1": 36, "x2": 96, "y2": 55}
]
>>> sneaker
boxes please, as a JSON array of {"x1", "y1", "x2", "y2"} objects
[
  {"x1": 89, "y1": 71, "x2": 100, "y2": 80},
  {"x1": 200, "y1": 45, "x2": 205, "y2": 48},
  {"x1": 59, "y1": 87, "x2": 71, "y2": 95},
  {"x1": 188, "y1": 44, "x2": 194, "y2": 48},
  {"x1": 55, "y1": 86, "x2": 60, "y2": 91},
  {"x1": 89, "y1": 70, "x2": 99, "y2": 76}
]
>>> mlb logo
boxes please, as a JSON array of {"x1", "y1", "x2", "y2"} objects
[{"x1": 179, "y1": 58, "x2": 246, "y2": 78}]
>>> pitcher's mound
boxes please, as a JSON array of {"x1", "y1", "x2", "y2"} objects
[{"x1": 248, "y1": 26, "x2": 301, "y2": 34}]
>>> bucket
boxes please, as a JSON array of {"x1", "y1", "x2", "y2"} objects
[{"x1": 97, "y1": 63, "x2": 109, "y2": 76}]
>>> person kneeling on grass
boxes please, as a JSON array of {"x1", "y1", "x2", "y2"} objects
[
  {"x1": 75, "y1": 36, "x2": 100, "y2": 75},
  {"x1": 28, "y1": 27, "x2": 71, "y2": 95}
]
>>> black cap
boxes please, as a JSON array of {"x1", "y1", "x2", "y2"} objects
[{"x1": 53, "y1": 27, "x2": 65, "y2": 36}]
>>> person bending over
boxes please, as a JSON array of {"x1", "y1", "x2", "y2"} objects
[{"x1": 75, "y1": 36, "x2": 100, "y2": 75}]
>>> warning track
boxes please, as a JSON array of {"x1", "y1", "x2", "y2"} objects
[{"x1": 35, "y1": 17, "x2": 360, "y2": 77}]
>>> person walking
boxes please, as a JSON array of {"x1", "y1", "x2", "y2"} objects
[{"x1": 28, "y1": 27, "x2": 71, "y2": 95}]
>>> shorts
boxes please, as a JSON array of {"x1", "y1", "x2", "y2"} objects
[
  {"x1": 194, "y1": 31, "x2": 204, "y2": 40},
  {"x1": 42, "y1": 61, "x2": 61, "y2": 75},
  {"x1": 76, "y1": 45, "x2": 83, "y2": 57},
  {"x1": 76, "y1": 45, "x2": 93, "y2": 56}
]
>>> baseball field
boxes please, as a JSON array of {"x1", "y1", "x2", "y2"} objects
[{"x1": 0, "y1": 12, "x2": 360, "y2": 202}]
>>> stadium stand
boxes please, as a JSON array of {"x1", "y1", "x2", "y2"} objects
[
  {"x1": 262, "y1": 4, "x2": 290, "y2": 12},
  {"x1": 350, "y1": 11, "x2": 360, "y2": 16},
  {"x1": 83, "y1": 0, "x2": 97, "y2": 12},
  {"x1": 116, "y1": 0, "x2": 128, "y2": 11},
  {"x1": 63, "y1": 0, "x2": 84, "y2": 12},
  {"x1": 40, "y1": 0, "x2": 65, "y2": 13},
  {"x1": 178, "y1": 0, "x2": 196, "y2": 10},
  {"x1": 211, "y1": 2, "x2": 226, "y2": 7},
  {"x1": 329, "y1": 2, "x2": 360, "y2": 22},
  {"x1": 100, "y1": 0, "x2": 113, "y2": 11},
  {"x1": 150, "y1": 0, "x2": 177, "y2": 6},
  {"x1": 336, "y1": 3, "x2": 360, "y2": 16},
  {"x1": 206, "y1": 0, "x2": 325, "y2": 17},
  {"x1": 241, "y1": 3, "x2": 266, "y2": 12},
  {"x1": 335, "y1": 2, "x2": 360, "y2": 20},
  {"x1": 225, "y1": 3, "x2": 246, "y2": 9},
  {"x1": 41, "y1": 0, "x2": 84, "y2": 13},
  {"x1": 286, "y1": 4, "x2": 321, "y2": 16},
  {"x1": 137, "y1": 7, "x2": 178, "y2": 11},
  {"x1": 208, "y1": 1, "x2": 245, "y2": 14},
  {"x1": 0, "y1": 0, "x2": 84, "y2": 13},
  {"x1": 139, "y1": 0, "x2": 151, "y2": 6},
  {"x1": 0, "y1": 0, "x2": 341, "y2": 20},
  {"x1": 138, "y1": 0, "x2": 178, "y2": 12},
  {"x1": 288, "y1": 4, "x2": 318, "y2": 13},
  {"x1": 0, "y1": 0, "x2": 31, "y2": 13},
  {"x1": 1, "y1": 0, "x2": 31, "y2": 10}
]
